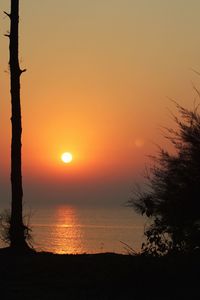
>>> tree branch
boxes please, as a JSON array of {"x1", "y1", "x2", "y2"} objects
[
  {"x1": 20, "y1": 68, "x2": 27, "y2": 74},
  {"x1": 4, "y1": 11, "x2": 11, "y2": 18}
]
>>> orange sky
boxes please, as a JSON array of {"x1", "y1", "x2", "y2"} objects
[{"x1": 1, "y1": 0, "x2": 200, "y2": 207}]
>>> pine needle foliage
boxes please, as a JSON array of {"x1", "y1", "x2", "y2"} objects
[{"x1": 129, "y1": 103, "x2": 200, "y2": 255}]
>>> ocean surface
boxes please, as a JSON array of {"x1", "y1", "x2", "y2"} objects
[{"x1": 0, "y1": 205, "x2": 146, "y2": 254}]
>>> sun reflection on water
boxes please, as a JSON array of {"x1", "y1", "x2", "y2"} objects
[
  {"x1": 48, "y1": 206, "x2": 84, "y2": 254},
  {"x1": 31, "y1": 205, "x2": 144, "y2": 254}
]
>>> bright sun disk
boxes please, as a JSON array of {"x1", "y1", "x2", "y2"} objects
[{"x1": 61, "y1": 152, "x2": 73, "y2": 163}]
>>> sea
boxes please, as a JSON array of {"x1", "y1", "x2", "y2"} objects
[{"x1": 0, "y1": 204, "x2": 146, "y2": 254}]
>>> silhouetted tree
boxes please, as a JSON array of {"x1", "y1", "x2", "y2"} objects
[
  {"x1": 4, "y1": 0, "x2": 31, "y2": 252},
  {"x1": 129, "y1": 103, "x2": 200, "y2": 255}
]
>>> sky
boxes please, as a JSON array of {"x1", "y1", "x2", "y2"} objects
[{"x1": 1, "y1": 0, "x2": 200, "y2": 208}]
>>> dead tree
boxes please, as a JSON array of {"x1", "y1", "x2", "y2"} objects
[{"x1": 5, "y1": 0, "x2": 30, "y2": 252}]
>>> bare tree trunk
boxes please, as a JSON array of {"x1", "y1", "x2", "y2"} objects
[{"x1": 7, "y1": 0, "x2": 29, "y2": 251}]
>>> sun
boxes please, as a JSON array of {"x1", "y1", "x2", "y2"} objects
[{"x1": 61, "y1": 152, "x2": 73, "y2": 164}]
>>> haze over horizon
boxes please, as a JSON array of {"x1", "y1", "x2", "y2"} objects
[{"x1": 1, "y1": 0, "x2": 200, "y2": 208}]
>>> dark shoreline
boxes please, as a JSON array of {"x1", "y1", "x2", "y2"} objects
[{"x1": 0, "y1": 249, "x2": 199, "y2": 299}]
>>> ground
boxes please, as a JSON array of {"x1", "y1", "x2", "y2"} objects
[{"x1": 0, "y1": 250, "x2": 199, "y2": 299}]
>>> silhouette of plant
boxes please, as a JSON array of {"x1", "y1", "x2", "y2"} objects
[
  {"x1": 0, "y1": 210, "x2": 33, "y2": 248},
  {"x1": 129, "y1": 102, "x2": 200, "y2": 255},
  {"x1": 4, "y1": 0, "x2": 31, "y2": 252}
]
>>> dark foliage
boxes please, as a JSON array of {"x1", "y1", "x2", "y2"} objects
[
  {"x1": 129, "y1": 103, "x2": 200, "y2": 255},
  {"x1": 0, "y1": 210, "x2": 33, "y2": 248}
]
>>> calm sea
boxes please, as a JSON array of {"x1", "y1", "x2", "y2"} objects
[{"x1": 0, "y1": 205, "x2": 145, "y2": 254}]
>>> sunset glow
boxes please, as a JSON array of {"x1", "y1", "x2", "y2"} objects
[{"x1": 1, "y1": 0, "x2": 200, "y2": 207}]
